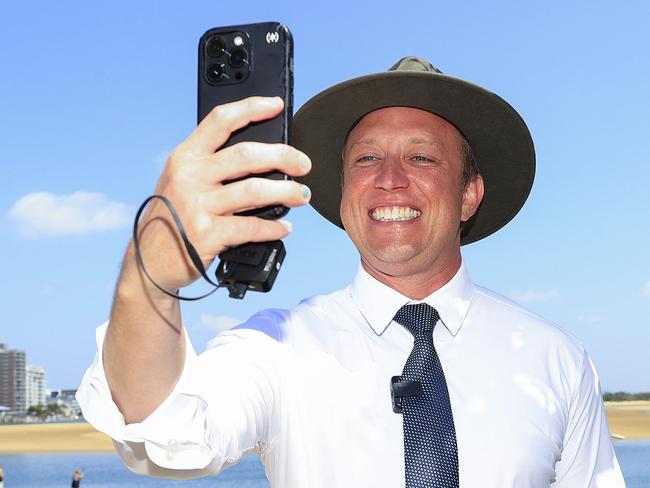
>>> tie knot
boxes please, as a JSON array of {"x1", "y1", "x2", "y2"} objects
[{"x1": 393, "y1": 303, "x2": 440, "y2": 338}]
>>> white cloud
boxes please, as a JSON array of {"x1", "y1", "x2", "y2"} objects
[
  {"x1": 642, "y1": 281, "x2": 650, "y2": 299},
  {"x1": 577, "y1": 315, "x2": 607, "y2": 323},
  {"x1": 7, "y1": 191, "x2": 131, "y2": 237},
  {"x1": 511, "y1": 289, "x2": 560, "y2": 303},
  {"x1": 196, "y1": 314, "x2": 242, "y2": 333}
]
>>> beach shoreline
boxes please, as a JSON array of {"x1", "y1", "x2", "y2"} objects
[
  {"x1": 0, "y1": 422, "x2": 114, "y2": 454},
  {"x1": 605, "y1": 400, "x2": 650, "y2": 440},
  {"x1": 1, "y1": 401, "x2": 648, "y2": 453}
]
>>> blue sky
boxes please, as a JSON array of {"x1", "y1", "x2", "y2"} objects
[{"x1": 1, "y1": 0, "x2": 648, "y2": 392}]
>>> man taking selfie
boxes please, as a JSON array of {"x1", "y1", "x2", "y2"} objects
[{"x1": 78, "y1": 57, "x2": 625, "y2": 487}]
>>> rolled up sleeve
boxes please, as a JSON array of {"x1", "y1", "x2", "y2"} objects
[{"x1": 76, "y1": 313, "x2": 286, "y2": 478}]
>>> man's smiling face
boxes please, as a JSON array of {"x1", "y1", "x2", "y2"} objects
[{"x1": 340, "y1": 106, "x2": 483, "y2": 283}]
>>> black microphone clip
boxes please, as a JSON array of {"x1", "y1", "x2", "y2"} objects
[{"x1": 390, "y1": 375, "x2": 423, "y2": 414}]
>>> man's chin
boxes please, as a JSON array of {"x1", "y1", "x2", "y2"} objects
[{"x1": 361, "y1": 244, "x2": 420, "y2": 269}]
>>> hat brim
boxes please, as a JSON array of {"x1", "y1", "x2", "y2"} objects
[{"x1": 292, "y1": 71, "x2": 535, "y2": 245}]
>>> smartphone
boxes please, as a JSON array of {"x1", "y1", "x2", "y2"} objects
[
  {"x1": 198, "y1": 21, "x2": 293, "y2": 220},
  {"x1": 198, "y1": 22, "x2": 293, "y2": 299}
]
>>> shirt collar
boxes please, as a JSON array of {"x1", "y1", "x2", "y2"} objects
[{"x1": 350, "y1": 261, "x2": 473, "y2": 337}]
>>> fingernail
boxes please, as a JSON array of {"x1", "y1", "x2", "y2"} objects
[
  {"x1": 299, "y1": 153, "x2": 312, "y2": 172},
  {"x1": 302, "y1": 185, "x2": 311, "y2": 201},
  {"x1": 280, "y1": 220, "x2": 292, "y2": 232}
]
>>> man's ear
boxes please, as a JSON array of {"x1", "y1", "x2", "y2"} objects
[{"x1": 461, "y1": 174, "x2": 484, "y2": 222}]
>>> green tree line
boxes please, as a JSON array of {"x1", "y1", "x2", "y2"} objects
[
  {"x1": 26, "y1": 403, "x2": 65, "y2": 419},
  {"x1": 603, "y1": 391, "x2": 650, "y2": 401}
]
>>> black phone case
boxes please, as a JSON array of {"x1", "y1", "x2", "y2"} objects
[
  {"x1": 198, "y1": 22, "x2": 292, "y2": 219},
  {"x1": 198, "y1": 23, "x2": 293, "y2": 297},
  {"x1": 198, "y1": 22, "x2": 293, "y2": 142}
]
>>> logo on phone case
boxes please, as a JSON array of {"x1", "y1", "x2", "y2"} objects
[{"x1": 266, "y1": 31, "x2": 280, "y2": 44}]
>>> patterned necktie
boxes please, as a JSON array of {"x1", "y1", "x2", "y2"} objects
[{"x1": 393, "y1": 303, "x2": 459, "y2": 488}]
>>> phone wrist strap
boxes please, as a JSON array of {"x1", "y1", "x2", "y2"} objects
[{"x1": 133, "y1": 194, "x2": 225, "y2": 301}]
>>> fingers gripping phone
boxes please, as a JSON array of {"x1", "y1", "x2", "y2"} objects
[{"x1": 198, "y1": 22, "x2": 293, "y2": 298}]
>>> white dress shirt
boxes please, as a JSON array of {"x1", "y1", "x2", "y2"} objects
[{"x1": 77, "y1": 262, "x2": 625, "y2": 487}]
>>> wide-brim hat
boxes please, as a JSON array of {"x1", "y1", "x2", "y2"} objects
[{"x1": 292, "y1": 56, "x2": 535, "y2": 245}]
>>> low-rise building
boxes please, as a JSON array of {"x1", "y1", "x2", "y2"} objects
[{"x1": 49, "y1": 388, "x2": 81, "y2": 418}]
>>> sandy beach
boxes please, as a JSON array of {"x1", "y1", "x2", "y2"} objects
[
  {"x1": 0, "y1": 401, "x2": 648, "y2": 453},
  {"x1": 605, "y1": 401, "x2": 650, "y2": 440},
  {"x1": 0, "y1": 422, "x2": 114, "y2": 453}
]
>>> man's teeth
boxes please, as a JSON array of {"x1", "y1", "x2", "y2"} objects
[{"x1": 371, "y1": 207, "x2": 422, "y2": 222}]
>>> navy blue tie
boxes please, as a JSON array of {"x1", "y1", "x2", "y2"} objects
[{"x1": 393, "y1": 303, "x2": 459, "y2": 488}]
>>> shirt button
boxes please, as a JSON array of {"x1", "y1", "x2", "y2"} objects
[{"x1": 167, "y1": 439, "x2": 179, "y2": 461}]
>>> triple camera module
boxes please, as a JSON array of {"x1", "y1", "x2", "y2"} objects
[{"x1": 205, "y1": 32, "x2": 250, "y2": 85}]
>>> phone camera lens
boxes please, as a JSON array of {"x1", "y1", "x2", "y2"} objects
[
  {"x1": 207, "y1": 63, "x2": 225, "y2": 82},
  {"x1": 229, "y1": 48, "x2": 247, "y2": 68},
  {"x1": 206, "y1": 36, "x2": 226, "y2": 58}
]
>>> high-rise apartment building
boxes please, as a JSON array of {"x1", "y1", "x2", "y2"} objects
[
  {"x1": 26, "y1": 364, "x2": 48, "y2": 408},
  {"x1": 0, "y1": 342, "x2": 27, "y2": 412}
]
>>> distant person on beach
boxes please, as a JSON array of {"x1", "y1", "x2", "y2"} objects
[
  {"x1": 78, "y1": 56, "x2": 625, "y2": 486},
  {"x1": 71, "y1": 469, "x2": 84, "y2": 488}
]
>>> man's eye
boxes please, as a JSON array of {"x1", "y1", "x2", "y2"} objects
[
  {"x1": 411, "y1": 155, "x2": 432, "y2": 162},
  {"x1": 356, "y1": 155, "x2": 378, "y2": 162}
]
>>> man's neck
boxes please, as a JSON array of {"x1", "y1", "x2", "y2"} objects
[{"x1": 360, "y1": 254, "x2": 462, "y2": 300}]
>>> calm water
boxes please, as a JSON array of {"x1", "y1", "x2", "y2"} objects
[{"x1": 0, "y1": 440, "x2": 647, "y2": 487}]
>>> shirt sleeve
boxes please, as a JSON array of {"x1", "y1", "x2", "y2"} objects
[
  {"x1": 76, "y1": 313, "x2": 288, "y2": 479},
  {"x1": 551, "y1": 350, "x2": 626, "y2": 487}
]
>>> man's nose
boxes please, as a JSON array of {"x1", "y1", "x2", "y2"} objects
[{"x1": 374, "y1": 157, "x2": 409, "y2": 191}]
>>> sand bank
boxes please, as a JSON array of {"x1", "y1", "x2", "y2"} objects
[
  {"x1": 605, "y1": 400, "x2": 650, "y2": 440},
  {"x1": 0, "y1": 422, "x2": 113, "y2": 453},
  {"x1": 0, "y1": 401, "x2": 647, "y2": 453}
]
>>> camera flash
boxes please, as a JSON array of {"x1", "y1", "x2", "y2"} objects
[{"x1": 233, "y1": 36, "x2": 244, "y2": 46}]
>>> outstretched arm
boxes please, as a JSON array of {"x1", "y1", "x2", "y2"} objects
[{"x1": 103, "y1": 96, "x2": 311, "y2": 423}]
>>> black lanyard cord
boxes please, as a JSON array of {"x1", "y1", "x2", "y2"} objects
[{"x1": 132, "y1": 195, "x2": 225, "y2": 301}]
